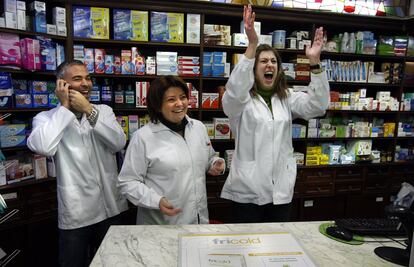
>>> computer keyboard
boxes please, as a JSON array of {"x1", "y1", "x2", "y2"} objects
[{"x1": 335, "y1": 218, "x2": 406, "y2": 236}]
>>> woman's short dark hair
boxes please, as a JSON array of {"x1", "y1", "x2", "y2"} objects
[
  {"x1": 56, "y1": 60, "x2": 85, "y2": 79},
  {"x1": 252, "y1": 44, "x2": 288, "y2": 99},
  {"x1": 147, "y1": 75, "x2": 189, "y2": 123}
]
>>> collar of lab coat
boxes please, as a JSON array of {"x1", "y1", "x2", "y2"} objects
[{"x1": 150, "y1": 115, "x2": 194, "y2": 133}]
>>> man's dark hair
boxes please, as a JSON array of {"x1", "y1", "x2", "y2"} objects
[
  {"x1": 56, "y1": 60, "x2": 85, "y2": 79},
  {"x1": 147, "y1": 75, "x2": 189, "y2": 123}
]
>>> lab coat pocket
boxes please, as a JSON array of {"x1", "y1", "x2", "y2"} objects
[
  {"x1": 228, "y1": 157, "x2": 258, "y2": 197},
  {"x1": 57, "y1": 185, "x2": 81, "y2": 225},
  {"x1": 278, "y1": 157, "x2": 297, "y2": 200}
]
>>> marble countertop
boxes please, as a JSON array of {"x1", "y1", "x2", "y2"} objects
[{"x1": 90, "y1": 221, "x2": 404, "y2": 267}]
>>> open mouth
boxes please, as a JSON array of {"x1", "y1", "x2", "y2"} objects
[{"x1": 264, "y1": 71, "x2": 274, "y2": 82}]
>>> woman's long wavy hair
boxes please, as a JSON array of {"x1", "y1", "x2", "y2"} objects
[{"x1": 251, "y1": 44, "x2": 288, "y2": 99}]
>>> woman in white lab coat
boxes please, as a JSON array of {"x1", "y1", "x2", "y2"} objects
[
  {"x1": 118, "y1": 75, "x2": 225, "y2": 225},
  {"x1": 220, "y1": 5, "x2": 330, "y2": 223}
]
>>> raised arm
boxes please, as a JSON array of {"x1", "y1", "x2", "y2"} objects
[
  {"x1": 222, "y1": 5, "x2": 257, "y2": 119},
  {"x1": 290, "y1": 26, "x2": 330, "y2": 119}
]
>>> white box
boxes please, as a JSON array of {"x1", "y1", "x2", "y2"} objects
[
  {"x1": 232, "y1": 33, "x2": 248, "y2": 47},
  {"x1": 4, "y1": 12, "x2": 16, "y2": 29},
  {"x1": 16, "y1": 9, "x2": 25, "y2": 30},
  {"x1": 56, "y1": 26, "x2": 67, "y2": 36},
  {"x1": 259, "y1": 34, "x2": 272, "y2": 46},
  {"x1": 4, "y1": 0, "x2": 17, "y2": 13},
  {"x1": 16, "y1": 0, "x2": 25, "y2": 10},
  {"x1": 53, "y1": 7, "x2": 66, "y2": 25},
  {"x1": 186, "y1": 13, "x2": 200, "y2": 44},
  {"x1": 30, "y1": 1, "x2": 46, "y2": 12},
  {"x1": 376, "y1": 91, "x2": 391, "y2": 101},
  {"x1": 46, "y1": 24, "x2": 56, "y2": 35}
]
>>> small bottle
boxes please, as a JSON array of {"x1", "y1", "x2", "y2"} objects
[
  {"x1": 114, "y1": 84, "x2": 125, "y2": 108},
  {"x1": 89, "y1": 78, "x2": 101, "y2": 104},
  {"x1": 349, "y1": 32, "x2": 356, "y2": 54},
  {"x1": 101, "y1": 79, "x2": 113, "y2": 105},
  {"x1": 124, "y1": 84, "x2": 135, "y2": 108},
  {"x1": 341, "y1": 32, "x2": 349, "y2": 53}
]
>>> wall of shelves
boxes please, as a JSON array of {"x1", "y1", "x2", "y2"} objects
[{"x1": 0, "y1": 0, "x2": 414, "y2": 265}]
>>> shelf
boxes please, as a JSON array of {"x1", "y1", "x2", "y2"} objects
[
  {"x1": 73, "y1": 37, "x2": 200, "y2": 48},
  {"x1": 326, "y1": 110, "x2": 399, "y2": 114},
  {"x1": 328, "y1": 81, "x2": 400, "y2": 87},
  {"x1": 297, "y1": 161, "x2": 413, "y2": 169},
  {"x1": 90, "y1": 73, "x2": 200, "y2": 80},
  {"x1": 0, "y1": 27, "x2": 66, "y2": 41},
  {"x1": 0, "y1": 146, "x2": 30, "y2": 152},
  {"x1": 0, "y1": 177, "x2": 56, "y2": 191},
  {"x1": 295, "y1": 137, "x2": 397, "y2": 141},
  {"x1": 0, "y1": 108, "x2": 49, "y2": 113},
  {"x1": 0, "y1": 68, "x2": 56, "y2": 76},
  {"x1": 321, "y1": 51, "x2": 406, "y2": 61}
]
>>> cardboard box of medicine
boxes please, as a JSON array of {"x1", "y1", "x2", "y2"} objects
[
  {"x1": 0, "y1": 124, "x2": 26, "y2": 137},
  {"x1": 33, "y1": 154, "x2": 47, "y2": 179},
  {"x1": 213, "y1": 118, "x2": 230, "y2": 139},
  {"x1": 32, "y1": 94, "x2": 48, "y2": 107},
  {"x1": 15, "y1": 94, "x2": 32, "y2": 108},
  {"x1": 1, "y1": 135, "x2": 26, "y2": 148},
  {"x1": 186, "y1": 14, "x2": 200, "y2": 44},
  {"x1": 204, "y1": 122, "x2": 214, "y2": 139}
]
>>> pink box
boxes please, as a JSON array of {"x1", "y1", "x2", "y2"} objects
[
  {"x1": 20, "y1": 38, "x2": 41, "y2": 70},
  {"x1": 0, "y1": 33, "x2": 21, "y2": 67}
]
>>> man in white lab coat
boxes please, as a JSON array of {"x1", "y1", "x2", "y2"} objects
[{"x1": 27, "y1": 60, "x2": 128, "y2": 267}]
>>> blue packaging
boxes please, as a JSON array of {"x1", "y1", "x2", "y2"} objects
[
  {"x1": 32, "y1": 94, "x2": 49, "y2": 107},
  {"x1": 15, "y1": 94, "x2": 32, "y2": 108},
  {"x1": 0, "y1": 97, "x2": 12, "y2": 109},
  {"x1": 73, "y1": 6, "x2": 92, "y2": 38},
  {"x1": 30, "y1": 81, "x2": 48, "y2": 94},
  {"x1": 113, "y1": 9, "x2": 131, "y2": 40},
  {"x1": 48, "y1": 93, "x2": 58, "y2": 107},
  {"x1": 104, "y1": 55, "x2": 114, "y2": 74},
  {"x1": 150, "y1": 12, "x2": 168, "y2": 42},
  {"x1": 12, "y1": 79, "x2": 28, "y2": 93},
  {"x1": 37, "y1": 37, "x2": 57, "y2": 71},
  {"x1": 0, "y1": 72, "x2": 12, "y2": 89}
]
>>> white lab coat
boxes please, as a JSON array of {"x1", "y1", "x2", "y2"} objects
[
  {"x1": 221, "y1": 55, "x2": 330, "y2": 205},
  {"x1": 118, "y1": 116, "x2": 222, "y2": 225},
  {"x1": 27, "y1": 105, "x2": 128, "y2": 229}
]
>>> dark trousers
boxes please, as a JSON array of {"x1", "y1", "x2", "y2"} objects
[
  {"x1": 231, "y1": 201, "x2": 292, "y2": 223},
  {"x1": 58, "y1": 213, "x2": 124, "y2": 267}
]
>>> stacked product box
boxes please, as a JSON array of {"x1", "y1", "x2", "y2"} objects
[
  {"x1": 203, "y1": 52, "x2": 230, "y2": 77},
  {"x1": 306, "y1": 146, "x2": 322, "y2": 166},
  {"x1": 31, "y1": 80, "x2": 48, "y2": 108},
  {"x1": 3, "y1": 0, "x2": 17, "y2": 29},
  {"x1": 0, "y1": 72, "x2": 13, "y2": 109},
  {"x1": 150, "y1": 12, "x2": 184, "y2": 43},
  {"x1": 20, "y1": 38, "x2": 41, "y2": 71},
  {"x1": 29, "y1": 1, "x2": 46, "y2": 33},
  {"x1": 53, "y1": 6, "x2": 67, "y2": 36},
  {"x1": 178, "y1": 56, "x2": 199, "y2": 76},
  {"x1": 132, "y1": 47, "x2": 145, "y2": 75},
  {"x1": 156, "y1": 51, "x2": 177, "y2": 76},
  {"x1": 113, "y1": 9, "x2": 148, "y2": 41},
  {"x1": 128, "y1": 115, "x2": 139, "y2": 139},
  {"x1": 73, "y1": 6, "x2": 109, "y2": 39},
  {"x1": 0, "y1": 124, "x2": 26, "y2": 148},
  {"x1": 203, "y1": 121, "x2": 214, "y2": 140}
]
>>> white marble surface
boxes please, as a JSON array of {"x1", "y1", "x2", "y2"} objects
[{"x1": 90, "y1": 221, "x2": 404, "y2": 267}]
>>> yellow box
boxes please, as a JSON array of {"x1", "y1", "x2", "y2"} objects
[
  {"x1": 167, "y1": 13, "x2": 184, "y2": 43},
  {"x1": 131, "y1": 10, "x2": 148, "y2": 41},
  {"x1": 91, "y1": 7, "x2": 109, "y2": 39}
]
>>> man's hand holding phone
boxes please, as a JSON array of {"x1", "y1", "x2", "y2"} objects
[{"x1": 56, "y1": 79, "x2": 70, "y2": 109}]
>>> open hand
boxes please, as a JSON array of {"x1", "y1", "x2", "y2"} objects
[
  {"x1": 244, "y1": 5, "x2": 258, "y2": 46},
  {"x1": 306, "y1": 27, "x2": 324, "y2": 65},
  {"x1": 159, "y1": 197, "x2": 182, "y2": 217}
]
